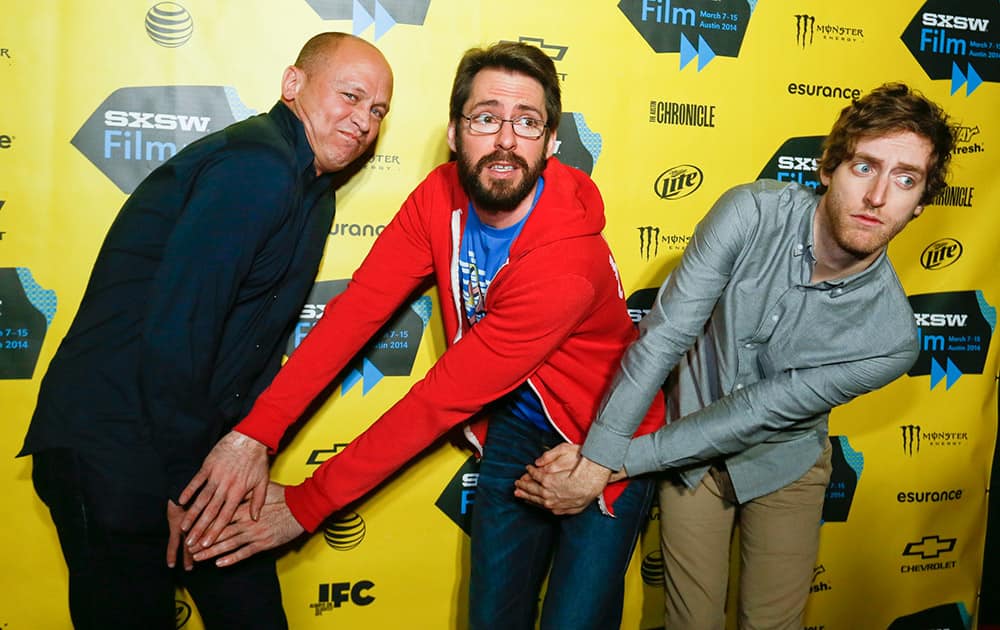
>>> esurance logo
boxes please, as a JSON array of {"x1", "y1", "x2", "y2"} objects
[
  {"x1": 304, "y1": 0, "x2": 431, "y2": 40},
  {"x1": 71, "y1": 86, "x2": 255, "y2": 193},
  {"x1": 554, "y1": 112, "x2": 601, "y2": 175},
  {"x1": 901, "y1": 1, "x2": 1000, "y2": 96},
  {"x1": 757, "y1": 136, "x2": 825, "y2": 190},
  {"x1": 0, "y1": 133, "x2": 12, "y2": 149},
  {"x1": 920, "y1": 238, "x2": 963, "y2": 270},
  {"x1": 655, "y1": 164, "x2": 703, "y2": 200},
  {"x1": 794, "y1": 14, "x2": 865, "y2": 48},
  {"x1": 822, "y1": 436, "x2": 862, "y2": 523},
  {"x1": 145, "y1": 2, "x2": 194, "y2": 48},
  {"x1": 619, "y1": 0, "x2": 754, "y2": 71},
  {"x1": 435, "y1": 456, "x2": 480, "y2": 535},
  {"x1": 287, "y1": 279, "x2": 432, "y2": 396},
  {"x1": 0, "y1": 268, "x2": 56, "y2": 380},
  {"x1": 907, "y1": 290, "x2": 995, "y2": 390}
]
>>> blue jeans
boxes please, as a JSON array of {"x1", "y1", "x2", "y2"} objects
[{"x1": 469, "y1": 411, "x2": 654, "y2": 630}]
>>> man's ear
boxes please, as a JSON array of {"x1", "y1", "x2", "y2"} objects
[
  {"x1": 913, "y1": 205, "x2": 924, "y2": 219},
  {"x1": 545, "y1": 129, "x2": 558, "y2": 159},
  {"x1": 447, "y1": 120, "x2": 457, "y2": 153},
  {"x1": 280, "y1": 65, "x2": 303, "y2": 102}
]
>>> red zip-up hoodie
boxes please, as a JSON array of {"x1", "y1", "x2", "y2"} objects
[{"x1": 236, "y1": 157, "x2": 665, "y2": 532}]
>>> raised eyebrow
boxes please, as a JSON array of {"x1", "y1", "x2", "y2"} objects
[
  {"x1": 854, "y1": 151, "x2": 926, "y2": 177},
  {"x1": 467, "y1": 99, "x2": 544, "y2": 118}
]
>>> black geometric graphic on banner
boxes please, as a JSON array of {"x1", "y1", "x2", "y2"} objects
[
  {"x1": 907, "y1": 290, "x2": 995, "y2": 390},
  {"x1": 618, "y1": 0, "x2": 754, "y2": 70},
  {"x1": 888, "y1": 601, "x2": 971, "y2": 629},
  {"x1": 303, "y1": 0, "x2": 431, "y2": 39},
  {"x1": 901, "y1": 0, "x2": 1000, "y2": 96},
  {"x1": 435, "y1": 455, "x2": 480, "y2": 536},
  {"x1": 626, "y1": 287, "x2": 660, "y2": 324},
  {"x1": 554, "y1": 112, "x2": 601, "y2": 175},
  {"x1": 822, "y1": 435, "x2": 862, "y2": 524},
  {"x1": 71, "y1": 86, "x2": 254, "y2": 193},
  {"x1": 756, "y1": 135, "x2": 826, "y2": 190},
  {"x1": 285, "y1": 279, "x2": 432, "y2": 396},
  {"x1": 0, "y1": 267, "x2": 54, "y2": 379}
]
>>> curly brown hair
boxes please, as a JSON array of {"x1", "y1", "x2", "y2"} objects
[{"x1": 817, "y1": 82, "x2": 954, "y2": 205}]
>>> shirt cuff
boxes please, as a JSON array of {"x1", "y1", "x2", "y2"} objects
[
  {"x1": 284, "y1": 479, "x2": 331, "y2": 533},
  {"x1": 580, "y1": 422, "x2": 632, "y2": 471},
  {"x1": 621, "y1": 433, "x2": 661, "y2": 477}
]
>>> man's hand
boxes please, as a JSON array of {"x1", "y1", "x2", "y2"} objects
[
  {"x1": 166, "y1": 500, "x2": 194, "y2": 570},
  {"x1": 179, "y1": 430, "x2": 269, "y2": 549},
  {"x1": 513, "y1": 443, "x2": 616, "y2": 515},
  {"x1": 191, "y1": 482, "x2": 305, "y2": 567}
]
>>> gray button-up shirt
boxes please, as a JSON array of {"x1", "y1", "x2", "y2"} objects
[{"x1": 582, "y1": 180, "x2": 919, "y2": 502}]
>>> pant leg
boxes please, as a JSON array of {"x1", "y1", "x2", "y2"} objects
[
  {"x1": 659, "y1": 472, "x2": 736, "y2": 630},
  {"x1": 539, "y1": 475, "x2": 654, "y2": 630},
  {"x1": 183, "y1": 552, "x2": 288, "y2": 630},
  {"x1": 737, "y1": 442, "x2": 833, "y2": 630},
  {"x1": 31, "y1": 449, "x2": 176, "y2": 630},
  {"x1": 469, "y1": 412, "x2": 562, "y2": 630}
]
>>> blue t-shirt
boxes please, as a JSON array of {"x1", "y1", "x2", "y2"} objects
[{"x1": 458, "y1": 179, "x2": 551, "y2": 431}]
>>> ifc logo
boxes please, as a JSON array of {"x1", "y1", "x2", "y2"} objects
[
  {"x1": 145, "y1": 2, "x2": 194, "y2": 48},
  {"x1": 323, "y1": 512, "x2": 366, "y2": 551}
]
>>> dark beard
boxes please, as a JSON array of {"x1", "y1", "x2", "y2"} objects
[{"x1": 456, "y1": 134, "x2": 546, "y2": 213}]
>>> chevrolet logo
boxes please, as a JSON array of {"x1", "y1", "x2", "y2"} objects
[{"x1": 902, "y1": 535, "x2": 957, "y2": 559}]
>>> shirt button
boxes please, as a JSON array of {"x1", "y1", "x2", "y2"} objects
[
  {"x1": 744, "y1": 343, "x2": 754, "y2": 349},
  {"x1": 771, "y1": 314, "x2": 779, "y2": 321},
  {"x1": 255, "y1": 343, "x2": 261, "y2": 349},
  {"x1": 734, "y1": 383, "x2": 744, "y2": 390},
  {"x1": 234, "y1": 393, "x2": 241, "y2": 399}
]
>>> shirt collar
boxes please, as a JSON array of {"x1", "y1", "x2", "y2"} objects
[
  {"x1": 791, "y1": 193, "x2": 889, "y2": 298},
  {"x1": 268, "y1": 101, "x2": 327, "y2": 180}
]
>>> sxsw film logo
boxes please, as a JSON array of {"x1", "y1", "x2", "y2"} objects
[
  {"x1": 0, "y1": 268, "x2": 57, "y2": 379},
  {"x1": 145, "y1": 2, "x2": 194, "y2": 48},
  {"x1": 907, "y1": 290, "x2": 995, "y2": 390},
  {"x1": 901, "y1": 1, "x2": 1000, "y2": 96},
  {"x1": 626, "y1": 287, "x2": 659, "y2": 324},
  {"x1": 900, "y1": 423, "x2": 969, "y2": 456},
  {"x1": 435, "y1": 456, "x2": 479, "y2": 535},
  {"x1": 794, "y1": 14, "x2": 865, "y2": 49},
  {"x1": 822, "y1": 436, "x2": 862, "y2": 523},
  {"x1": 619, "y1": 0, "x2": 755, "y2": 71},
  {"x1": 554, "y1": 112, "x2": 602, "y2": 175},
  {"x1": 310, "y1": 581, "x2": 375, "y2": 616},
  {"x1": 323, "y1": 512, "x2": 366, "y2": 551},
  {"x1": 888, "y1": 602, "x2": 972, "y2": 630},
  {"x1": 920, "y1": 238, "x2": 963, "y2": 270},
  {"x1": 72, "y1": 86, "x2": 255, "y2": 193},
  {"x1": 655, "y1": 164, "x2": 703, "y2": 200},
  {"x1": 286, "y1": 279, "x2": 432, "y2": 396},
  {"x1": 756, "y1": 136, "x2": 824, "y2": 189},
  {"x1": 637, "y1": 226, "x2": 691, "y2": 261},
  {"x1": 304, "y1": 0, "x2": 431, "y2": 40},
  {"x1": 900, "y1": 534, "x2": 958, "y2": 573}
]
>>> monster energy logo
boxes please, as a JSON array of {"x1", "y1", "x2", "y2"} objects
[
  {"x1": 638, "y1": 226, "x2": 660, "y2": 260},
  {"x1": 901, "y1": 424, "x2": 921, "y2": 456},
  {"x1": 795, "y1": 14, "x2": 816, "y2": 48}
]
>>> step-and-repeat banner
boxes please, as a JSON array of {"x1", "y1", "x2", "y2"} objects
[{"x1": 2, "y1": 1, "x2": 997, "y2": 628}]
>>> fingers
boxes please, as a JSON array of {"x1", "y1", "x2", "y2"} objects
[
  {"x1": 249, "y1": 477, "x2": 268, "y2": 521},
  {"x1": 534, "y1": 442, "x2": 577, "y2": 467},
  {"x1": 180, "y1": 477, "x2": 218, "y2": 534},
  {"x1": 166, "y1": 523, "x2": 180, "y2": 568},
  {"x1": 178, "y1": 469, "x2": 208, "y2": 507}
]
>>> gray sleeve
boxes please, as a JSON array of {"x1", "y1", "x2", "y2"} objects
[
  {"x1": 621, "y1": 337, "x2": 919, "y2": 476},
  {"x1": 581, "y1": 185, "x2": 759, "y2": 470}
]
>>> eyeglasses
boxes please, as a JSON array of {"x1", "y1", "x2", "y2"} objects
[{"x1": 460, "y1": 113, "x2": 548, "y2": 139}]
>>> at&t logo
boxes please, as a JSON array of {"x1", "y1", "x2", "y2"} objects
[
  {"x1": 323, "y1": 512, "x2": 366, "y2": 551},
  {"x1": 654, "y1": 164, "x2": 703, "y2": 200},
  {"x1": 145, "y1": 2, "x2": 194, "y2": 48}
]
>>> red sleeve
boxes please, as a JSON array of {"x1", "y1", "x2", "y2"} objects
[
  {"x1": 234, "y1": 182, "x2": 436, "y2": 451},
  {"x1": 285, "y1": 266, "x2": 599, "y2": 531}
]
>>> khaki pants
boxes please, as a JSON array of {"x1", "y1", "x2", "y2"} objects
[{"x1": 659, "y1": 442, "x2": 833, "y2": 630}]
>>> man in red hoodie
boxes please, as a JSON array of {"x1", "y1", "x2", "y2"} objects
[{"x1": 178, "y1": 41, "x2": 664, "y2": 628}]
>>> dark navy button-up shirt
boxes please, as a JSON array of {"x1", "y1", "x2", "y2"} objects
[{"x1": 21, "y1": 102, "x2": 336, "y2": 499}]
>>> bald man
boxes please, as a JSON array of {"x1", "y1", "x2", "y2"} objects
[{"x1": 19, "y1": 32, "x2": 392, "y2": 629}]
